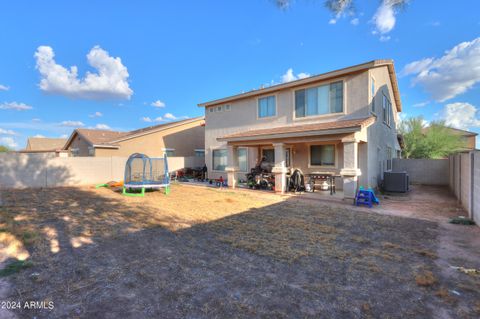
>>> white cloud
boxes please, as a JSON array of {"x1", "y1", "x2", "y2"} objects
[
  {"x1": 34, "y1": 45, "x2": 133, "y2": 100},
  {"x1": 350, "y1": 18, "x2": 359, "y2": 26},
  {"x1": 164, "y1": 113, "x2": 177, "y2": 120},
  {"x1": 0, "y1": 128, "x2": 17, "y2": 135},
  {"x1": 60, "y1": 121, "x2": 85, "y2": 127},
  {"x1": 95, "y1": 124, "x2": 111, "y2": 130},
  {"x1": 440, "y1": 102, "x2": 480, "y2": 130},
  {"x1": 372, "y1": 1, "x2": 397, "y2": 34},
  {"x1": 60, "y1": 134, "x2": 69, "y2": 138},
  {"x1": 33, "y1": 134, "x2": 46, "y2": 138},
  {"x1": 379, "y1": 35, "x2": 391, "y2": 42},
  {"x1": 32, "y1": 118, "x2": 41, "y2": 122},
  {"x1": 412, "y1": 101, "x2": 429, "y2": 108},
  {"x1": 0, "y1": 84, "x2": 9, "y2": 91},
  {"x1": 328, "y1": 19, "x2": 337, "y2": 25},
  {"x1": 402, "y1": 37, "x2": 480, "y2": 102},
  {"x1": 0, "y1": 137, "x2": 17, "y2": 149},
  {"x1": 141, "y1": 116, "x2": 165, "y2": 123},
  {"x1": 281, "y1": 68, "x2": 310, "y2": 83},
  {"x1": 151, "y1": 100, "x2": 166, "y2": 108},
  {"x1": 89, "y1": 111, "x2": 103, "y2": 118},
  {"x1": 0, "y1": 102, "x2": 33, "y2": 111}
]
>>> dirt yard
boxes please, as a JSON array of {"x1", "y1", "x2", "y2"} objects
[{"x1": 0, "y1": 184, "x2": 479, "y2": 318}]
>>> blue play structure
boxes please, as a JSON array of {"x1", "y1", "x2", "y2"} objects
[
  {"x1": 123, "y1": 153, "x2": 170, "y2": 196},
  {"x1": 355, "y1": 186, "x2": 379, "y2": 208}
]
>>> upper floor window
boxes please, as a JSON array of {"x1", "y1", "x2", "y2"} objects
[
  {"x1": 195, "y1": 149, "x2": 205, "y2": 157},
  {"x1": 71, "y1": 148, "x2": 79, "y2": 157},
  {"x1": 295, "y1": 81, "x2": 343, "y2": 118},
  {"x1": 383, "y1": 94, "x2": 392, "y2": 126},
  {"x1": 163, "y1": 148, "x2": 175, "y2": 157},
  {"x1": 88, "y1": 146, "x2": 95, "y2": 157},
  {"x1": 258, "y1": 96, "x2": 276, "y2": 118},
  {"x1": 371, "y1": 77, "x2": 376, "y2": 113}
]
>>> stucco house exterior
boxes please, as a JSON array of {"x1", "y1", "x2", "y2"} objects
[
  {"x1": 199, "y1": 60, "x2": 402, "y2": 199},
  {"x1": 63, "y1": 117, "x2": 205, "y2": 158},
  {"x1": 20, "y1": 137, "x2": 68, "y2": 157}
]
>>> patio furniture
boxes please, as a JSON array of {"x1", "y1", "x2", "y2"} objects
[{"x1": 308, "y1": 173, "x2": 337, "y2": 195}]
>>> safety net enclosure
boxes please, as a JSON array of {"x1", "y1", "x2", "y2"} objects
[{"x1": 123, "y1": 153, "x2": 170, "y2": 196}]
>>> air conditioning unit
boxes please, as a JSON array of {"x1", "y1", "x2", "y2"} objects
[{"x1": 384, "y1": 171, "x2": 409, "y2": 193}]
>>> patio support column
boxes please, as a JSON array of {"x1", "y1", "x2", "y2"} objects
[
  {"x1": 340, "y1": 138, "x2": 361, "y2": 200},
  {"x1": 272, "y1": 142, "x2": 287, "y2": 194},
  {"x1": 226, "y1": 144, "x2": 239, "y2": 188}
]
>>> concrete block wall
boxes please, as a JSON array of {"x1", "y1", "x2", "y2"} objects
[
  {"x1": 449, "y1": 151, "x2": 479, "y2": 225},
  {"x1": 392, "y1": 158, "x2": 449, "y2": 185},
  {"x1": 0, "y1": 154, "x2": 205, "y2": 189}
]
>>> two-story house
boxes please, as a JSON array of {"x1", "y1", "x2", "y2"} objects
[{"x1": 199, "y1": 60, "x2": 402, "y2": 199}]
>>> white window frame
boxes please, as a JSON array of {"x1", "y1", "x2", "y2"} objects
[
  {"x1": 371, "y1": 76, "x2": 376, "y2": 114},
  {"x1": 307, "y1": 143, "x2": 338, "y2": 169},
  {"x1": 257, "y1": 95, "x2": 277, "y2": 119},
  {"x1": 292, "y1": 78, "x2": 346, "y2": 121},
  {"x1": 237, "y1": 147, "x2": 248, "y2": 172},
  {"x1": 162, "y1": 148, "x2": 175, "y2": 157},
  {"x1": 212, "y1": 148, "x2": 228, "y2": 172},
  {"x1": 70, "y1": 148, "x2": 79, "y2": 157},
  {"x1": 194, "y1": 149, "x2": 205, "y2": 157}
]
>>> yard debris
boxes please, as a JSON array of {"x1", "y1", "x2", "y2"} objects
[
  {"x1": 450, "y1": 266, "x2": 480, "y2": 276},
  {"x1": 449, "y1": 216, "x2": 476, "y2": 225}
]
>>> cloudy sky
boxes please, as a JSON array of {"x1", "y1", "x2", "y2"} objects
[{"x1": 0, "y1": 0, "x2": 479, "y2": 149}]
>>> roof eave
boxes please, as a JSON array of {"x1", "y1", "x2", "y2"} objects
[
  {"x1": 217, "y1": 126, "x2": 362, "y2": 143},
  {"x1": 198, "y1": 60, "x2": 397, "y2": 108}
]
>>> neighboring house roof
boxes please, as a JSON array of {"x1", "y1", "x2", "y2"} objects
[
  {"x1": 444, "y1": 127, "x2": 478, "y2": 137},
  {"x1": 109, "y1": 117, "x2": 205, "y2": 143},
  {"x1": 198, "y1": 60, "x2": 402, "y2": 112},
  {"x1": 23, "y1": 137, "x2": 67, "y2": 152},
  {"x1": 63, "y1": 117, "x2": 205, "y2": 150},
  {"x1": 218, "y1": 117, "x2": 375, "y2": 142}
]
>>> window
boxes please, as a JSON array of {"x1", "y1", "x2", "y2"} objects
[
  {"x1": 209, "y1": 107, "x2": 214, "y2": 113},
  {"x1": 371, "y1": 77, "x2": 376, "y2": 112},
  {"x1": 258, "y1": 96, "x2": 276, "y2": 118},
  {"x1": 386, "y1": 147, "x2": 392, "y2": 171},
  {"x1": 237, "y1": 148, "x2": 247, "y2": 172},
  {"x1": 195, "y1": 149, "x2": 205, "y2": 157},
  {"x1": 88, "y1": 146, "x2": 95, "y2": 157},
  {"x1": 212, "y1": 149, "x2": 227, "y2": 171},
  {"x1": 383, "y1": 94, "x2": 392, "y2": 126},
  {"x1": 310, "y1": 145, "x2": 335, "y2": 166},
  {"x1": 262, "y1": 148, "x2": 275, "y2": 163},
  {"x1": 163, "y1": 148, "x2": 175, "y2": 157},
  {"x1": 295, "y1": 81, "x2": 343, "y2": 118},
  {"x1": 71, "y1": 148, "x2": 79, "y2": 157},
  {"x1": 217, "y1": 106, "x2": 222, "y2": 112},
  {"x1": 224, "y1": 104, "x2": 231, "y2": 111}
]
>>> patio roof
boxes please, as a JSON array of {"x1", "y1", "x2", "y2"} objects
[{"x1": 217, "y1": 117, "x2": 375, "y2": 142}]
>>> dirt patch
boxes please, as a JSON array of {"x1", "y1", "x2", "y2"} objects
[{"x1": 0, "y1": 184, "x2": 478, "y2": 318}]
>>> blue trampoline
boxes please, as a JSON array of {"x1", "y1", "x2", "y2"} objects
[{"x1": 123, "y1": 153, "x2": 170, "y2": 196}]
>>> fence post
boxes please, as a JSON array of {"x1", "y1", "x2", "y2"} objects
[{"x1": 471, "y1": 152, "x2": 475, "y2": 220}]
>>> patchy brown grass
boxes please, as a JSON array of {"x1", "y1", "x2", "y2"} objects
[{"x1": 415, "y1": 270, "x2": 437, "y2": 287}]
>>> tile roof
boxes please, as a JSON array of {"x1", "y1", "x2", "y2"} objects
[
  {"x1": 25, "y1": 137, "x2": 67, "y2": 151},
  {"x1": 76, "y1": 129, "x2": 127, "y2": 145},
  {"x1": 218, "y1": 117, "x2": 375, "y2": 141}
]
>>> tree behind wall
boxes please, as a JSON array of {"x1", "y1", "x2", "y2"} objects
[
  {"x1": 399, "y1": 117, "x2": 466, "y2": 159},
  {"x1": 0, "y1": 145, "x2": 11, "y2": 153}
]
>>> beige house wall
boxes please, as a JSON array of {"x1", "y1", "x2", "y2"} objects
[
  {"x1": 365, "y1": 66, "x2": 401, "y2": 189},
  {"x1": 205, "y1": 71, "x2": 371, "y2": 180},
  {"x1": 69, "y1": 135, "x2": 92, "y2": 157},
  {"x1": 67, "y1": 120, "x2": 205, "y2": 158}
]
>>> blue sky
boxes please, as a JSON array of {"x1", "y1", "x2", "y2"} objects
[{"x1": 1, "y1": 0, "x2": 479, "y2": 149}]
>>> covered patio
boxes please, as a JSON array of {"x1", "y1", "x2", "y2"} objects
[{"x1": 217, "y1": 117, "x2": 374, "y2": 199}]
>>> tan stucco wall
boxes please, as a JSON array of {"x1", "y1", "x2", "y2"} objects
[
  {"x1": 204, "y1": 71, "x2": 371, "y2": 180},
  {"x1": 365, "y1": 66, "x2": 401, "y2": 189},
  {"x1": 68, "y1": 135, "x2": 92, "y2": 157},
  {"x1": 463, "y1": 135, "x2": 476, "y2": 150},
  {"x1": 69, "y1": 120, "x2": 205, "y2": 158},
  {"x1": 110, "y1": 121, "x2": 204, "y2": 157}
]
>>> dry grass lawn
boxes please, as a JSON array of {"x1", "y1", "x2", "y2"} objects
[{"x1": 0, "y1": 183, "x2": 479, "y2": 318}]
